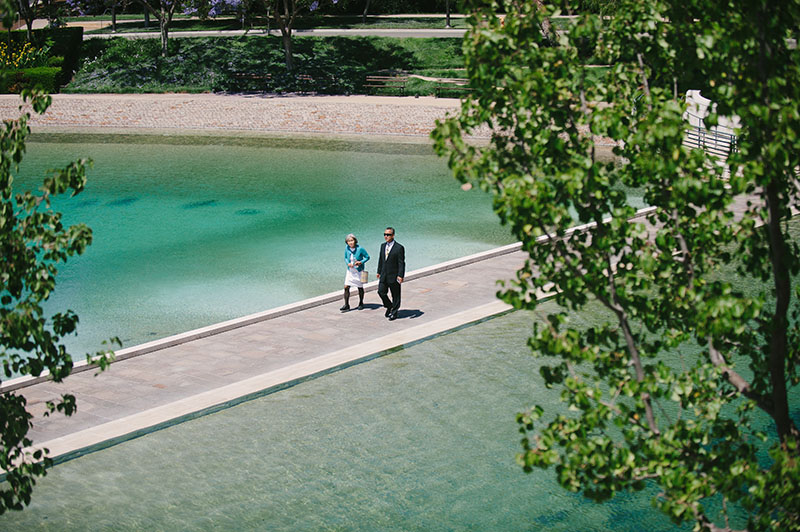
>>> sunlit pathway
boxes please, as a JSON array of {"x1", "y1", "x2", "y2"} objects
[{"x1": 6, "y1": 244, "x2": 526, "y2": 461}]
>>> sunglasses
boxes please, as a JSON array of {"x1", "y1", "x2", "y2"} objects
[{"x1": 384, "y1": 233, "x2": 394, "y2": 236}]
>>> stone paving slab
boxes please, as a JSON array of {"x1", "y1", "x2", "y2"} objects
[{"x1": 13, "y1": 245, "x2": 527, "y2": 460}]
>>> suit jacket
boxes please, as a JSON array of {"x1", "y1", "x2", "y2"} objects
[{"x1": 378, "y1": 241, "x2": 405, "y2": 281}]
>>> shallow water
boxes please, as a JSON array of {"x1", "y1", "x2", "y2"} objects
[{"x1": 15, "y1": 134, "x2": 515, "y2": 355}]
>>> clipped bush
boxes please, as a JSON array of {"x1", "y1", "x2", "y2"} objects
[
  {"x1": 5, "y1": 27, "x2": 83, "y2": 87},
  {"x1": 0, "y1": 67, "x2": 61, "y2": 93},
  {"x1": 47, "y1": 55, "x2": 65, "y2": 68}
]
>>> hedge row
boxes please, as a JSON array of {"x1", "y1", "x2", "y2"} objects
[
  {"x1": 3, "y1": 27, "x2": 83, "y2": 91},
  {"x1": 0, "y1": 67, "x2": 62, "y2": 93}
]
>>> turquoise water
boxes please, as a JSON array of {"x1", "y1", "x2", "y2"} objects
[
  {"x1": 0, "y1": 307, "x2": 688, "y2": 531},
  {"x1": 15, "y1": 134, "x2": 515, "y2": 355},
  {"x1": 5, "y1": 134, "x2": 794, "y2": 530}
]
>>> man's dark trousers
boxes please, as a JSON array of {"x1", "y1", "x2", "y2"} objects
[
  {"x1": 378, "y1": 278, "x2": 402, "y2": 313},
  {"x1": 377, "y1": 240, "x2": 405, "y2": 314}
]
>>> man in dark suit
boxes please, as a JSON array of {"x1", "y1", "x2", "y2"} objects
[{"x1": 377, "y1": 226, "x2": 405, "y2": 321}]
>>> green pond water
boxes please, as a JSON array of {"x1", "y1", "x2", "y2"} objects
[
  {"x1": 14, "y1": 134, "x2": 517, "y2": 356},
  {"x1": 2, "y1": 306, "x2": 694, "y2": 532}
]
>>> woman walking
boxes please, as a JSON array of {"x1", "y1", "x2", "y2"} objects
[{"x1": 341, "y1": 233, "x2": 370, "y2": 311}]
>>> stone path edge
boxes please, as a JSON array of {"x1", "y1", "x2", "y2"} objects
[
  {"x1": 2, "y1": 206, "x2": 658, "y2": 393},
  {"x1": 0, "y1": 241, "x2": 523, "y2": 393},
  {"x1": 33, "y1": 300, "x2": 515, "y2": 465}
]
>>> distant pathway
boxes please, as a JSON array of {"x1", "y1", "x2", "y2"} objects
[
  {"x1": 0, "y1": 93, "x2": 481, "y2": 138},
  {"x1": 28, "y1": 17, "x2": 467, "y2": 39},
  {"x1": 85, "y1": 28, "x2": 468, "y2": 40}
]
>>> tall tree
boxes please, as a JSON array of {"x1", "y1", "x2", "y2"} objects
[
  {"x1": 15, "y1": 0, "x2": 35, "y2": 39},
  {"x1": 135, "y1": 0, "x2": 181, "y2": 56},
  {"x1": 0, "y1": 90, "x2": 114, "y2": 514},
  {"x1": 264, "y1": 0, "x2": 337, "y2": 70},
  {"x1": 432, "y1": 1, "x2": 799, "y2": 530}
]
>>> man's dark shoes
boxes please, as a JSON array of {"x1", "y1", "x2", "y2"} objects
[
  {"x1": 357, "y1": 304, "x2": 364, "y2": 310},
  {"x1": 340, "y1": 304, "x2": 350, "y2": 312},
  {"x1": 385, "y1": 308, "x2": 391, "y2": 317},
  {"x1": 388, "y1": 310, "x2": 398, "y2": 321}
]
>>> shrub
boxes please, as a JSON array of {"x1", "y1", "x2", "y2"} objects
[
  {"x1": 0, "y1": 67, "x2": 62, "y2": 93},
  {"x1": 5, "y1": 27, "x2": 84, "y2": 86},
  {"x1": 65, "y1": 35, "x2": 466, "y2": 94}
]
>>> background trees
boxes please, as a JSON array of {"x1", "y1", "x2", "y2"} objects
[
  {"x1": 433, "y1": 0, "x2": 799, "y2": 530},
  {"x1": 0, "y1": 91, "x2": 114, "y2": 513}
]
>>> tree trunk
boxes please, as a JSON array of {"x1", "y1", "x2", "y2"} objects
[
  {"x1": 280, "y1": 28, "x2": 294, "y2": 70},
  {"x1": 112, "y1": 3, "x2": 117, "y2": 32},
  {"x1": 765, "y1": 181, "x2": 797, "y2": 442},
  {"x1": 361, "y1": 0, "x2": 370, "y2": 24},
  {"x1": 16, "y1": 0, "x2": 33, "y2": 40},
  {"x1": 274, "y1": 0, "x2": 296, "y2": 70},
  {"x1": 144, "y1": 9, "x2": 150, "y2": 28},
  {"x1": 159, "y1": 9, "x2": 169, "y2": 57}
]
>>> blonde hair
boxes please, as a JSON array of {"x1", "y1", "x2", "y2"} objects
[{"x1": 345, "y1": 233, "x2": 358, "y2": 245}]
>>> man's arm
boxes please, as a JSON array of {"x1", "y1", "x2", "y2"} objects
[{"x1": 397, "y1": 244, "x2": 405, "y2": 282}]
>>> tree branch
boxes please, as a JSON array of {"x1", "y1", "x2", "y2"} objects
[
  {"x1": 708, "y1": 341, "x2": 774, "y2": 418},
  {"x1": 670, "y1": 207, "x2": 695, "y2": 285}
]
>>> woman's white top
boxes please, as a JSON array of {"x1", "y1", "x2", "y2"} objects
[{"x1": 344, "y1": 247, "x2": 363, "y2": 287}]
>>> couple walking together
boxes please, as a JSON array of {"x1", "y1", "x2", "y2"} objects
[{"x1": 341, "y1": 227, "x2": 405, "y2": 321}]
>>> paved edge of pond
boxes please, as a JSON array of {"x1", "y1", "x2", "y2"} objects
[
  {"x1": 32, "y1": 300, "x2": 514, "y2": 464},
  {"x1": 2, "y1": 241, "x2": 523, "y2": 392}
]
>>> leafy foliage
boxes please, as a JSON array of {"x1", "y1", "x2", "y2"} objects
[
  {"x1": 66, "y1": 35, "x2": 463, "y2": 93},
  {"x1": 432, "y1": 1, "x2": 800, "y2": 530},
  {"x1": 0, "y1": 42, "x2": 53, "y2": 70},
  {"x1": 0, "y1": 91, "x2": 115, "y2": 514}
]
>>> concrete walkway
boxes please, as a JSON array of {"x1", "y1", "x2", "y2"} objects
[
  {"x1": 8, "y1": 244, "x2": 527, "y2": 462},
  {"x1": 3, "y1": 194, "x2": 766, "y2": 465}
]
